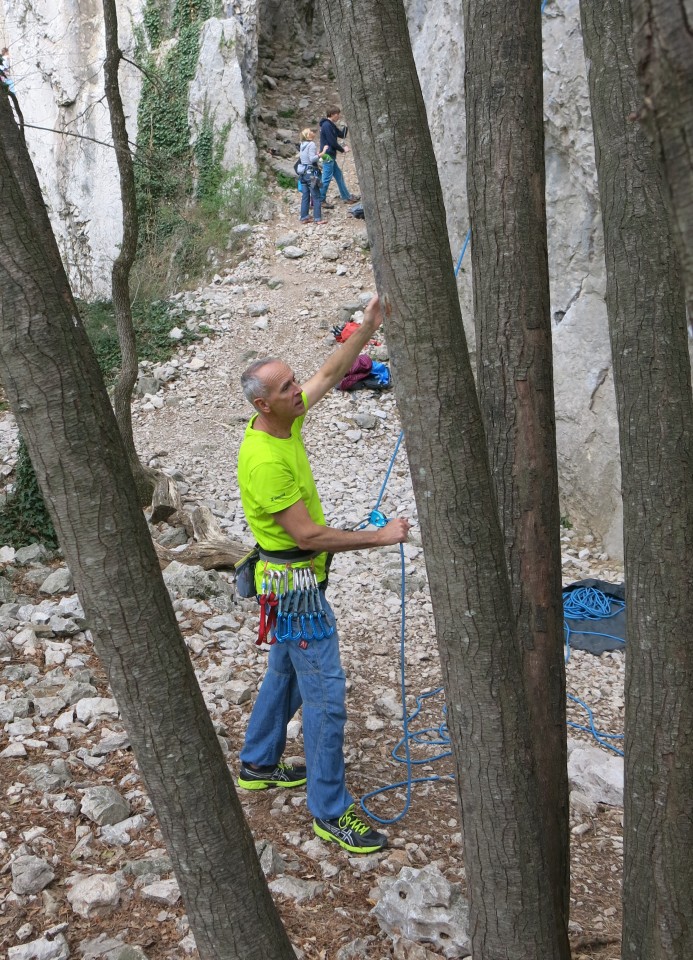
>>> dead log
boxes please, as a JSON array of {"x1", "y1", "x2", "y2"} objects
[
  {"x1": 150, "y1": 473, "x2": 184, "y2": 525},
  {"x1": 154, "y1": 539, "x2": 247, "y2": 571}
]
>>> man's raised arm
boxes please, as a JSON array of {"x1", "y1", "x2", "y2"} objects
[{"x1": 303, "y1": 294, "x2": 383, "y2": 410}]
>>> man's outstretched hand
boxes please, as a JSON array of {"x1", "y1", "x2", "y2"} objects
[{"x1": 362, "y1": 294, "x2": 384, "y2": 336}]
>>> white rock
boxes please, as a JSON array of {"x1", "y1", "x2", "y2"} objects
[
  {"x1": 81, "y1": 786, "x2": 131, "y2": 826},
  {"x1": 8, "y1": 933, "x2": 69, "y2": 960},
  {"x1": 286, "y1": 719, "x2": 302, "y2": 740},
  {"x1": 188, "y1": 357, "x2": 206, "y2": 372},
  {"x1": 140, "y1": 878, "x2": 181, "y2": 906},
  {"x1": 567, "y1": 738, "x2": 624, "y2": 807},
  {"x1": 169, "y1": 327, "x2": 184, "y2": 340},
  {"x1": 74, "y1": 697, "x2": 119, "y2": 724},
  {"x1": 11, "y1": 855, "x2": 55, "y2": 895},
  {"x1": 0, "y1": 545, "x2": 16, "y2": 562},
  {"x1": 66, "y1": 873, "x2": 123, "y2": 917},
  {"x1": 268, "y1": 875, "x2": 324, "y2": 902},
  {"x1": 100, "y1": 814, "x2": 149, "y2": 846},
  {"x1": 39, "y1": 569, "x2": 73, "y2": 595}
]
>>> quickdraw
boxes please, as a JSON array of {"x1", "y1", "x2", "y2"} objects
[{"x1": 256, "y1": 563, "x2": 334, "y2": 647}]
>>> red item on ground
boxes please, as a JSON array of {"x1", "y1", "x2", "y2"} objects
[{"x1": 335, "y1": 321, "x2": 362, "y2": 343}]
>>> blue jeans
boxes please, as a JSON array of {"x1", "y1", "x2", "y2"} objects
[
  {"x1": 321, "y1": 157, "x2": 352, "y2": 201},
  {"x1": 300, "y1": 176, "x2": 322, "y2": 221},
  {"x1": 240, "y1": 595, "x2": 353, "y2": 820}
]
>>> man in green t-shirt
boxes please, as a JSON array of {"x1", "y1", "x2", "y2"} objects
[{"x1": 236, "y1": 294, "x2": 410, "y2": 854}]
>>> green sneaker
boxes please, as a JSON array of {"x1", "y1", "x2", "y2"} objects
[
  {"x1": 237, "y1": 762, "x2": 307, "y2": 790},
  {"x1": 313, "y1": 804, "x2": 387, "y2": 854}
]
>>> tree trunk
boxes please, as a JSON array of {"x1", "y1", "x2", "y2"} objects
[
  {"x1": 102, "y1": 0, "x2": 156, "y2": 506},
  {"x1": 319, "y1": 2, "x2": 562, "y2": 957},
  {"x1": 579, "y1": 2, "x2": 693, "y2": 958},
  {"x1": 463, "y1": 0, "x2": 569, "y2": 946},
  {"x1": 631, "y1": 0, "x2": 693, "y2": 307},
  {"x1": 0, "y1": 92, "x2": 296, "y2": 960}
]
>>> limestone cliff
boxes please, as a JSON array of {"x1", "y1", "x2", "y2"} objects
[
  {"x1": 406, "y1": 0, "x2": 622, "y2": 555},
  {"x1": 0, "y1": 0, "x2": 258, "y2": 300}
]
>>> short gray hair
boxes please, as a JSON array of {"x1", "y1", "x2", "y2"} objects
[{"x1": 240, "y1": 357, "x2": 279, "y2": 405}]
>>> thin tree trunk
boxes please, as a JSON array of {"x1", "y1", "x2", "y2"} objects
[
  {"x1": 319, "y1": 2, "x2": 561, "y2": 957},
  {"x1": 631, "y1": 0, "x2": 693, "y2": 306},
  {"x1": 463, "y1": 0, "x2": 569, "y2": 947},
  {"x1": 102, "y1": 0, "x2": 156, "y2": 506},
  {"x1": 579, "y1": 2, "x2": 693, "y2": 957},
  {"x1": 0, "y1": 92, "x2": 296, "y2": 960}
]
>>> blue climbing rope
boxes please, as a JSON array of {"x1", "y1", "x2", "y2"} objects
[
  {"x1": 563, "y1": 586, "x2": 626, "y2": 658},
  {"x1": 563, "y1": 586, "x2": 625, "y2": 756},
  {"x1": 359, "y1": 219, "x2": 474, "y2": 824}
]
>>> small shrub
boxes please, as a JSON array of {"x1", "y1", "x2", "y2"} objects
[
  {"x1": 0, "y1": 438, "x2": 58, "y2": 549},
  {"x1": 278, "y1": 108, "x2": 295, "y2": 118},
  {"x1": 78, "y1": 300, "x2": 199, "y2": 383},
  {"x1": 276, "y1": 171, "x2": 296, "y2": 190}
]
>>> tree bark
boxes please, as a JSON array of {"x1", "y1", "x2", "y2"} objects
[
  {"x1": 319, "y1": 2, "x2": 562, "y2": 957},
  {"x1": 102, "y1": 0, "x2": 157, "y2": 506},
  {"x1": 0, "y1": 92, "x2": 296, "y2": 960},
  {"x1": 463, "y1": 0, "x2": 569, "y2": 946},
  {"x1": 579, "y1": 2, "x2": 693, "y2": 957},
  {"x1": 631, "y1": 0, "x2": 693, "y2": 306}
]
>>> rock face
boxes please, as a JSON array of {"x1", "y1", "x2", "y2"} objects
[
  {"x1": 0, "y1": 1, "x2": 258, "y2": 299},
  {"x1": 0, "y1": 0, "x2": 144, "y2": 299},
  {"x1": 188, "y1": 16, "x2": 258, "y2": 174},
  {"x1": 405, "y1": 0, "x2": 624, "y2": 555}
]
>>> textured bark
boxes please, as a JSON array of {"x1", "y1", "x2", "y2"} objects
[
  {"x1": 102, "y1": 0, "x2": 156, "y2": 506},
  {"x1": 579, "y1": 2, "x2": 693, "y2": 958},
  {"x1": 319, "y1": 1, "x2": 561, "y2": 957},
  {"x1": 463, "y1": 0, "x2": 569, "y2": 946},
  {"x1": 631, "y1": 0, "x2": 693, "y2": 306},
  {"x1": 0, "y1": 93, "x2": 296, "y2": 960}
]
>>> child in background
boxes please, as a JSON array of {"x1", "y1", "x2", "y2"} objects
[{"x1": 297, "y1": 128, "x2": 327, "y2": 225}]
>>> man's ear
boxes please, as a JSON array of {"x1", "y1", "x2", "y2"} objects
[{"x1": 255, "y1": 396, "x2": 270, "y2": 415}]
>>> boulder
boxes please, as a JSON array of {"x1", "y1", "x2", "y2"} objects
[
  {"x1": 0, "y1": 576, "x2": 17, "y2": 603},
  {"x1": 81, "y1": 786, "x2": 131, "y2": 826},
  {"x1": 11, "y1": 855, "x2": 56, "y2": 895},
  {"x1": 39, "y1": 569, "x2": 74, "y2": 596},
  {"x1": 162, "y1": 561, "x2": 228, "y2": 600},
  {"x1": 8, "y1": 933, "x2": 69, "y2": 960},
  {"x1": 66, "y1": 873, "x2": 124, "y2": 918},
  {"x1": 372, "y1": 864, "x2": 471, "y2": 959},
  {"x1": 567, "y1": 737, "x2": 624, "y2": 807}
]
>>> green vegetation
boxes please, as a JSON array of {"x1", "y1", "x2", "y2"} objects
[
  {"x1": 560, "y1": 515, "x2": 573, "y2": 530},
  {"x1": 78, "y1": 300, "x2": 199, "y2": 384},
  {"x1": 278, "y1": 108, "x2": 295, "y2": 119},
  {"x1": 276, "y1": 171, "x2": 297, "y2": 190},
  {"x1": 132, "y1": 0, "x2": 263, "y2": 300},
  {"x1": 0, "y1": 439, "x2": 59, "y2": 550},
  {"x1": 0, "y1": 299, "x2": 199, "y2": 549}
]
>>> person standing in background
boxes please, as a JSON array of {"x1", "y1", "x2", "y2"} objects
[{"x1": 319, "y1": 106, "x2": 360, "y2": 208}]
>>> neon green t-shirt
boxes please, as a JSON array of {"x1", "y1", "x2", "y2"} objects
[{"x1": 237, "y1": 392, "x2": 327, "y2": 589}]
